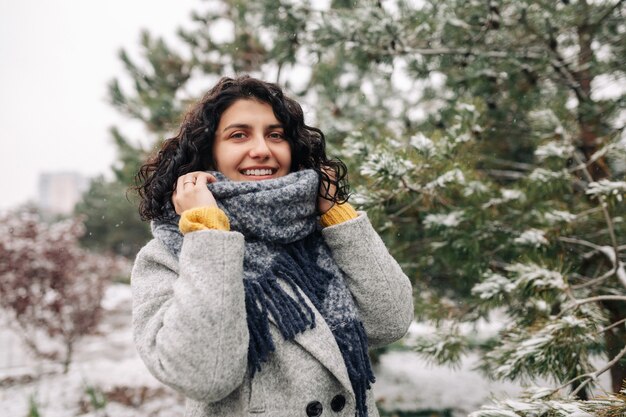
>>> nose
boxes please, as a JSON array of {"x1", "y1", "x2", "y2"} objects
[{"x1": 248, "y1": 135, "x2": 271, "y2": 159}]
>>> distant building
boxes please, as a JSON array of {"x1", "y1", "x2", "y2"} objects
[{"x1": 38, "y1": 172, "x2": 88, "y2": 215}]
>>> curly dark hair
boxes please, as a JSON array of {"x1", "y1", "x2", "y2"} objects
[{"x1": 135, "y1": 75, "x2": 350, "y2": 221}]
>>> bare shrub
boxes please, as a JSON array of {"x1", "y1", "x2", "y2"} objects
[{"x1": 0, "y1": 209, "x2": 126, "y2": 373}]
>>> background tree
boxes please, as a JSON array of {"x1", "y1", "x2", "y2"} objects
[
  {"x1": 74, "y1": 175, "x2": 150, "y2": 259},
  {"x1": 105, "y1": 0, "x2": 626, "y2": 413},
  {"x1": 0, "y1": 209, "x2": 127, "y2": 373}
]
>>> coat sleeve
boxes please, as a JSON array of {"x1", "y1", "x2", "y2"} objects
[
  {"x1": 131, "y1": 230, "x2": 249, "y2": 402},
  {"x1": 321, "y1": 212, "x2": 414, "y2": 349}
]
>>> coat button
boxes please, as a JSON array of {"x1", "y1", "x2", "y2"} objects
[
  {"x1": 330, "y1": 394, "x2": 346, "y2": 412},
  {"x1": 306, "y1": 400, "x2": 323, "y2": 417}
]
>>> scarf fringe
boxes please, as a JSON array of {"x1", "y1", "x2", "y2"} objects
[
  {"x1": 332, "y1": 321, "x2": 376, "y2": 417},
  {"x1": 245, "y1": 242, "x2": 330, "y2": 376}
]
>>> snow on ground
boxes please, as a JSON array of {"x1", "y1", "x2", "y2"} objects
[
  {"x1": 0, "y1": 284, "x2": 184, "y2": 416},
  {"x1": 374, "y1": 351, "x2": 523, "y2": 416},
  {"x1": 0, "y1": 284, "x2": 608, "y2": 416},
  {"x1": 374, "y1": 319, "x2": 527, "y2": 416}
]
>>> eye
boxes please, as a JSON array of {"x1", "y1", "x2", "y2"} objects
[
  {"x1": 229, "y1": 132, "x2": 248, "y2": 140},
  {"x1": 268, "y1": 131, "x2": 285, "y2": 141}
]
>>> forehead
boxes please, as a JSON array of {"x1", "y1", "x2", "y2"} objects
[{"x1": 218, "y1": 99, "x2": 280, "y2": 127}]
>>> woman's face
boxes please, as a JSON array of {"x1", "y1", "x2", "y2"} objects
[{"x1": 213, "y1": 99, "x2": 292, "y2": 181}]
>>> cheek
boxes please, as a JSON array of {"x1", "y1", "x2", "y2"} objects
[
  {"x1": 211, "y1": 142, "x2": 221, "y2": 169},
  {"x1": 212, "y1": 143, "x2": 234, "y2": 170},
  {"x1": 280, "y1": 144, "x2": 293, "y2": 167}
]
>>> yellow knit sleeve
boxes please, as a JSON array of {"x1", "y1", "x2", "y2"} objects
[
  {"x1": 320, "y1": 203, "x2": 359, "y2": 227},
  {"x1": 179, "y1": 206, "x2": 230, "y2": 234}
]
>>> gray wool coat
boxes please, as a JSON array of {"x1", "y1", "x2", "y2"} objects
[{"x1": 131, "y1": 212, "x2": 414, "y2": 417}]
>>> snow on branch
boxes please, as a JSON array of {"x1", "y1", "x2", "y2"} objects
[
  {"x1": 412, "y1": 328, "x2": 468, "y2": 367},
  {"x1": 543, "y1": 210, "x2": 577, "y2": 225},
  {"x1": 423, "y1": 210, "x2": 465, "y2": 229},
  {"x1": 527, "y1": 168, "x2": 569, "y2": 184},
  {"x1": 423, "y1": 168, "x2": 466, "y2": 190},
  {"x1": 586, "y1": 179, "x2": 626, "y2": 201},
  {"x1": 484, "y1": 314, "x2": 597, "y2": 383},
  {"x1": 482, "y1": 189, "x2": 526, "y2": 208},
  {"x1": 472, "y1": 264, "x2": 566, "y2": 306},
  {"x1": 513, "y1": 229, "x2": 549, "y2": 248},
  {"x1": 507, "y1": 263, "x2": 566, "y2": 292},
  {"x1": 472, "y1": 273, "x2": 514, "y2": 301},
  {"x1": 360, "y1": 150, "x2": 416, "y2": 179},
  {"x1": 534, "y1": 142, "x2": 575, "y2": 161},
  {"x1": 409, "y1": 132, "x2": 436, "y2": 156}
]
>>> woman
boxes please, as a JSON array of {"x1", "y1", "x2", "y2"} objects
[{"x1": 131, "y1": 76, "x2": 413, "y2": 417}]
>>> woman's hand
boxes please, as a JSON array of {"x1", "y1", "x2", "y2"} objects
[
  {"x1": 318, "y1": 168, "x2": 338, "y2": 214},
  {"x1": 172, "y1": 172, "x2": 218, "y2": 214}
]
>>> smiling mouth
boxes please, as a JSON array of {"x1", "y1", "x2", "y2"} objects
[{"x1": 240, "y1": 168, "x2": 277, "y2": 176}]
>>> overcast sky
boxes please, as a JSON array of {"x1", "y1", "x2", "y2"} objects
[{"x1": 0, "y1": 0, "x2": 201, "y2": 209}]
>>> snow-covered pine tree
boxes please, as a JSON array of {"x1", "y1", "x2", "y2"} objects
[
  {"x1": 106, "y1": 0, "x2": 626, "y2": 413},
  {"x1": 302, "y1": 1, "x2": 626, "y2": 414}
]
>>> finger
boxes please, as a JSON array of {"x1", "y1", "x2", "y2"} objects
[
  {"x1": 175, "y1": 175, "x2": 186, "y2": 190},
  {"x1": 196, "y1": 172, "x2": 217, "y2": 185},
  {"x1": 188, "y1": 170, "x2": 211, "y2": 179},
  {"x1": 176, "y1": 174, "x2": 194, "y2": 190},
  {"x1": 182, "y1": 174, "x2": 197, "y2": 187},
  {"x1": 195, "y1": 175, "x2": 209, "y2": 187}
]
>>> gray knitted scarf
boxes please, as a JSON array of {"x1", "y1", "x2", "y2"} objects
[{"x1": 152, "y1": 170, "x2": 374, "y2": 417}]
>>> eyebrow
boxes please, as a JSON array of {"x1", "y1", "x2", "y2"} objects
[{"x1": 222, "y1": 123, "x2": 283, "y2": 132}]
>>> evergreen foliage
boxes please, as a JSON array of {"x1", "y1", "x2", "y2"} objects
[
  {"x1": 106, "y1": 0, "x2": 626, "y2": 413},
  {"x1": 74, "y1": 176, "x2": 150, "y2": 259}
]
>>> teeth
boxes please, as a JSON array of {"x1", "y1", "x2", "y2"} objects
[{"x1": 243, "y1": 169, "x2": 273, "y2": 176}]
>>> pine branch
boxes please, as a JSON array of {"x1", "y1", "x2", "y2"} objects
[
  {"x1": 568, "y1": 143, "x2": 613, "y2": 174},
  {"x1": 559, "y1": 236, "x2": 604, "y2": 251},
  {"x1": 483, "y1": 157, "x2": 535, "y2": 171},
  {"x1": 399, "y1": 176, "x2": 421, "y2": 193},
  {"x1": 590, "y1": 0, "x2": 626, "y2": 31},
  {"x1": 349, "y1": 42, "x2": 546, "y2": 61},
  {"x1": 549, "y1": 58, "x2": 588, "y2": 102},
  {"x1": 389, "y1": 199, "x2": 421, "y2": 218},
  {"x1": 483, "y1": 169, "x2": 526, "y2": 180},
  {"x1": 564, "y1": 282, "x2": 579, "y2": 304},
  {"x1": 599, "y1": 317, "x2": 626, "y2": 334},
  {"x1": 550, "y1": 342, "x2": 626, "y2": 397},
  {"x1": 396, "y1": 47, "x2": 543, "y2": 59},
  {"x1": 571, "y1": 268, "x2": 617, "y2": 289},
  {"x1": 575, "y1": 295, "x2": 626, "y2": 304},
  {"x1": 518, "y1": 11, "x2": 588, "y2": 101},
  {"x1": 572, "y1": 150, "x2": 623, "y2": 286},
  {"x1": 574, "y1": 206, "x2": 604, "y2": 221},
  {"x1": 556, "y1": 295, "x2": 626, "y2": 319},
  {"x1": 572, "y1": 342, "x2": 626, "y2": 397}
]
